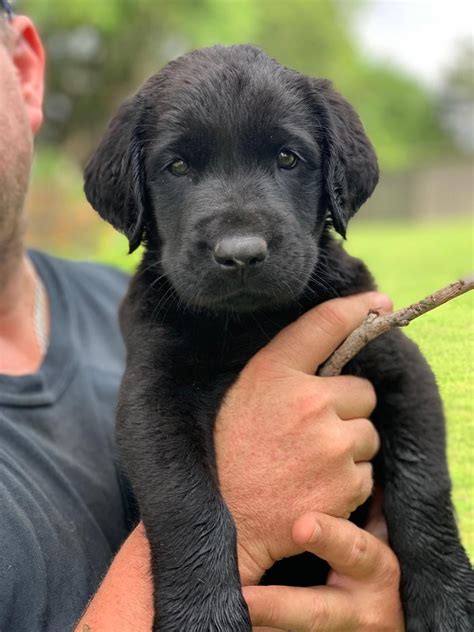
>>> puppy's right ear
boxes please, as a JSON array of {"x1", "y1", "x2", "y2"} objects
[
  {"x1": 310, "y1": 79, "x2": 378, "y2": 238},
  {"x1": 84, "y1": 96, "x2": 145, "y2": 254}
]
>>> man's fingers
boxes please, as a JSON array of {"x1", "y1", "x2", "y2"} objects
[
  {"x1": 292, "y1": 512, "x2": 397, "y2": 583},
  {"x1": 244, "y1": 584, "x2": 356, "y2": 631},
  {"x1": 327, "y1": 375, "x2": 377, "y2": 419},
  {"x1": 365, "y1": 485, "x2": 389, "y2": 543},
  {"x1": 260, "y1": 292, "x2": 392, "y2": 374},
  {"x1": 346, "y1": 417, "x2": 380, "y2": 462}
]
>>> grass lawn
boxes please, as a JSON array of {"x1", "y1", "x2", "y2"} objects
[{"x1": 346, "y1": 216, "x2": 473, "y2": 560}]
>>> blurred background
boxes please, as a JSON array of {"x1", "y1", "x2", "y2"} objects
[{"x1": 15, "y1": 0, "x2": 473, "y2": 554}]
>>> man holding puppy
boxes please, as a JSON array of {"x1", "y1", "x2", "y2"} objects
[{"x1": 0, "y1": 3, "x2": 403, "y2": 630}]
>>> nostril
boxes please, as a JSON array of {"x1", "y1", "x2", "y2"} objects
[
  {"x1": 249, "y1": 254, "x2": 265, "y2": 266},
  {"x1": 220, "y1": 258, "x2": 237, "y2": 268},
  {"x1": 213, "y1": 236, "x2": 268, "y2": 269}
]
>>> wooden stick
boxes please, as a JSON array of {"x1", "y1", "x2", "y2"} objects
[{"x1": 319, "y1": 276, "x2": 474, "y2": 377}]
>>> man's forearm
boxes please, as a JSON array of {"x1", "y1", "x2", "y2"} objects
[
  {"x1": 74, "y1": 522, "x2": 266, "y2": 631},
  {"x1": 74, "y1": 524, "x2": 153, "y2": 632}
]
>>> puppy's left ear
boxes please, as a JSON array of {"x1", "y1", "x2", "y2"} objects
[
  {"x1": 311, "y1": 79, "x2": 379, "y2": 237},
  {"x1": 84, "y1": 95, "x2": 146, "y2": 253}
]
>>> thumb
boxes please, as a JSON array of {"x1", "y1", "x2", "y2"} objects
[{"x1": 260, "y1": 292, "x2": 392, "y2": 374}]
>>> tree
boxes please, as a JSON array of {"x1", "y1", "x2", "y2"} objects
[{"x1": 19, "y1": 0, "x2": 450, "y2": 170}]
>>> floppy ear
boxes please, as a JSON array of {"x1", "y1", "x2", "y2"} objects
[
  {"x1": 311, "y1": 79, "x2": 379, "y2": 237},
  {"x1": 84, "y1": 95, "x2": 146, "y2": 253}
]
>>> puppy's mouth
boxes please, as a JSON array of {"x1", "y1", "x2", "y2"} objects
[
  {"x1": 173, "y1": 267, "x2": 312, "y2": 314},
  {"x1": 193, "y1": 287, "x2": 281, "y2": 313}
]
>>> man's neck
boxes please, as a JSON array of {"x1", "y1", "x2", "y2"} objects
[{"x1": 0, "y1": 248, "x2": 48, "y2": 375}]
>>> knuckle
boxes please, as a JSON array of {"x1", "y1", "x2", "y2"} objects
[
  {"x1": 360, "y1": 380, "x2": 378, "y2": 414},
  {"x1": 326, "y1": 422, "x2": 347, "y2": 454},
  {"x1": 357, "y1": 464, "x2": 374, "y2": 505},
  {"x1": 341, "y1": 432, "x2": 355, "y2": 458},
  {"x1": 311, "y1": 387, "x2": 333, "y2": 414},
  {"x1": 363, "y1": 416, "x2": 379, "y2": 444},
  {"x1": 347, "y1": 530, "x2": 370, "y2": 568},
  {"x1": 362, "y1": 461, "x2": 374, "y2": 485},
  {"x1": 359, "y1": 375, "x2": 376, "y2": 397},
  {"x1": 293, "y1": 382, "x2": 335, "y2": 420},
  {"x1": 247, "y1": 349, "x2": 272, "y2": 374},
  {"x1": 293, "y1": 389, "x2": 321, "y2": 420},
  {"x1": 246, "y1": 349, "x2": 283, "y2": 380},
  {"x1": 365, "y1": 380, "x2": 377, "y2": 407}
]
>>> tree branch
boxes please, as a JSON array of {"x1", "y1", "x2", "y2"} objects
[{"x1": 319, "y1": 276, "x2": 474, "y2": 377}]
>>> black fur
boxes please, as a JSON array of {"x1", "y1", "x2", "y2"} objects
[{"x1": 84, "y1": 45, "x2": 474, "y2": 631}]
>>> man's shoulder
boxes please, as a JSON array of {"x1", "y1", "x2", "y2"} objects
[
  {"x1": 30, "y1": 249, "x2": 130, "y2": 306},
  {"x1": 31, "y1": 249, "x2": 130, "y2": 284}
]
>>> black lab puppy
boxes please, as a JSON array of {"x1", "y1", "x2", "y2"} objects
[{"x1": 84, "y1": 45, "x2": 473, "y2": 631}]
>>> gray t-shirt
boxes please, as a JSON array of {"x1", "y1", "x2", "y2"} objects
[{"x1": 0, "y1": 251, "x2": 133, "y2": 631}]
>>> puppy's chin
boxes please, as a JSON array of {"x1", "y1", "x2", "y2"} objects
[
  {"x1": 170, "y1": 279, "x2": 309, "y2": 314},
  {"x1": 190, "y1": 289, "x2": 291, "y2": 314}
]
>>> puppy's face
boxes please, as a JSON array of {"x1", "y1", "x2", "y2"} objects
[
  {"x1": 146, "y1": 61, "x2": 324, "y2": 312},
  {"x1": 85, "y1": 46, "x2": 378, "y2": 313}
]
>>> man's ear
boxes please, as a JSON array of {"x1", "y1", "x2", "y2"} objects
[
  {"x1": 84, "y1": 95, "x2": 145, "y2": 253},
  {"x1": 311, "y1": 79, "x2": 379, "y2": 237},
  {"x1": 10, "y1": 16, "x2": 45, "y2": 134}
]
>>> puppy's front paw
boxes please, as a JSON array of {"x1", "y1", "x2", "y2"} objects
[{"x1": 403, "y1": 563, "x2": 474, "y2": 632}]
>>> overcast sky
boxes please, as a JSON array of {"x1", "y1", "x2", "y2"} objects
[{"x1": 355, "y1": 0, "x2": 474, "y2": 88}]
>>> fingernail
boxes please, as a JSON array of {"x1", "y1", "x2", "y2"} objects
[{"x1": 374, "y1": 293, "x2": 392, "y2": 312}]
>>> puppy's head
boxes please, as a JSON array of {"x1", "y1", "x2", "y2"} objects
[{"x1": 84, "y1": 45, "x2": 378, "y2": 313}]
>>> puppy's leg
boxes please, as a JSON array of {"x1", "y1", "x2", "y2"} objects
[
  {"x1": 117, "y1": 338, "x2": 251, "y2": 631},
  {"x1": 353, "y1": 330, "x2": 474, "y2": 632}
]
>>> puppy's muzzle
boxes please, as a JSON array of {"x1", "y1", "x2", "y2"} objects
[{"x1": 213, "y1": 235, "x2": 268, "y2": 271}]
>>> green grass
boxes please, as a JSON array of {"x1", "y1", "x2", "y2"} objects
[{"x1": 346, "y1": 216, "x2": 473, "y2": 559}]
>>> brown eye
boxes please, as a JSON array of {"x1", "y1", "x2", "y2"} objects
[
  {"x1": 277, "y1": 150, "x2": 299, "y2": 170},
  {"x1": 169, "y1": 159, "x2": 189, "y2": 176}
]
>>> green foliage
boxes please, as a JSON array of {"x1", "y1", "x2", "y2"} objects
[
  {"x1": 349, "y1": 65, "x2": 448, "y2": 171},
  {"x1": 18, "y1": 0, "x2": 451, "y2": 170}
]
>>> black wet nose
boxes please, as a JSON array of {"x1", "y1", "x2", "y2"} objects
[{"x1": 213, "y1": 236, "x2": 268, "y2": 269}]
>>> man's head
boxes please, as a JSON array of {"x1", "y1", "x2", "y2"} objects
[
  {"x1": 85, "y1": 45, "x2": 378, "y2": 313},
  {"x1": 0, "y1": 2, "x2": 45, "y2": 269}
]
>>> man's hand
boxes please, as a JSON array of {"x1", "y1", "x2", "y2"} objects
[
  {"x1": 216, "y1": 291, "x2": 392, "y2": 584},
  {"x1": 245, "y1": 492, "x2": 404, "y2": 631}
]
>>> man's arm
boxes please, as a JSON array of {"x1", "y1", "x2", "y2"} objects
[{"x1": 75, "y1": 523, "x2": 153, "y2": 631}]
